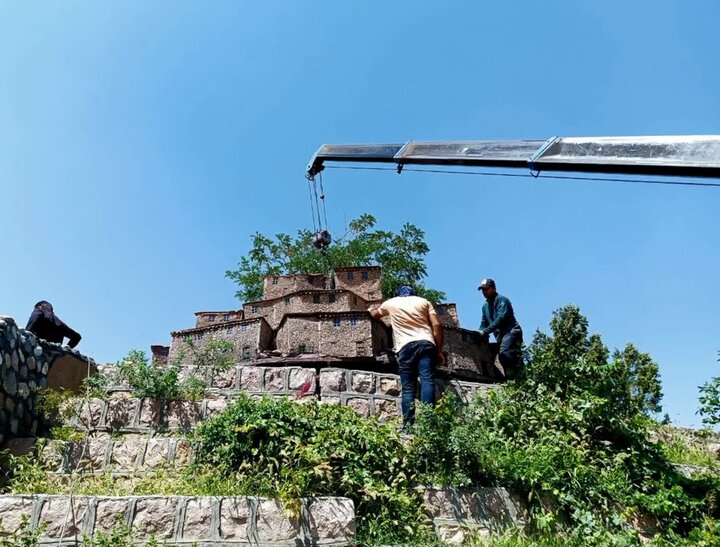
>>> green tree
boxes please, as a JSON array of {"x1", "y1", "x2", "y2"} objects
[
  {"x1": 225, "y1": 214, "x2": 446, "y2": 303},
  {"x1": 697, "y1": 352, "x2": 720, "y2": 426},
  {"x1": 528, "y1": 304, "x2": 663, "y2": 418}
]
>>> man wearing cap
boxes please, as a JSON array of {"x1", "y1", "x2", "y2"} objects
[
  {"x1": 478, "y1": 279, "x2": 523, "y2": 378},
  {"x1": 369, "y1": 285, "x2": 445, "y2": 425}
]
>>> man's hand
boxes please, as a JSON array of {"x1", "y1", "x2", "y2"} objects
[{"x1": 437, "y1": 350, "x2": 447, "y2": 367}]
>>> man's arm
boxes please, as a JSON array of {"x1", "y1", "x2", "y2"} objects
[
  {"x1": 429, "y1": 313, "x2": 446, "y2": 366},
  {"x1": 63, "y1": 325, "x2": 82, "y2": 349},
  {"x1": 26, "y1": 309, "x2": 42, "y2": 331},
  {"x1": 368, "y1": 305, "x2": 389, "y2": 320},
  {"x1": 480, "y1": 297, "x2": 509, "y2": 336}
]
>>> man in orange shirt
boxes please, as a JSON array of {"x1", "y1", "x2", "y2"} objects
[{"x1": 369, "y1": 285, "x2": 445, "y2": 425}]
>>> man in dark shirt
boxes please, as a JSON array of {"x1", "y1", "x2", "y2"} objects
[
  {"x1": 478, "y1": 279, "x2": 523, "y2": 378},
  {"x1": 26, "y1": 301, "x2": 82, "y2": 348}
]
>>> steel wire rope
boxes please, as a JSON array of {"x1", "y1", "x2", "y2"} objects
[{"x1": 323, "y1": 165, "x2": 720, "y2": 188}]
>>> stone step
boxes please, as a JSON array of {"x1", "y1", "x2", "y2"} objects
[
  {"x1": 0, "y1": 494, "x2": 355, "y2": 545},
  {"x1": 34, "y1": 435, "x2": 192, "y2": 475}
]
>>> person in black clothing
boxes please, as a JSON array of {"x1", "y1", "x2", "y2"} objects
[
  {"x1": 478, "y1": 278, "x2": 523, "y2": 378},
  {"x1": 26, "y1": 301, "x2": 82, "y2": 348}
]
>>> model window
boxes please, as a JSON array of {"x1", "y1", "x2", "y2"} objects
[
  {"x1": 251, "y1": 305, "x2": 258, "y2": 314},
  {"x1": 313, "y1": 294, "x2": 321, "y2": 304},
  {"x1": 355, "y1": 340, "x2": 366, "y2": 356},
  {"x1": 226, "y1": 327, "x2": 233, "y2": 334},
  {"x1": 242, "y1": 346, "x2": 251, "y2": 360},
  {"x1": 333, "y1": 317, "x2": 341, "y2": 327},
  {"x1": 197, "y1": 332, "x2": 204, "y2": 340},
  {"x1": 437, "y1": 307, "x2": 446, "y2": 315},
  {"x1": 349, "y1": 318, "x2": 358, "y2": 326},
  {"x1": 285, "y1": 297, "x2": 291, "y2": 305},
  {"x1": 298, "y1": 343, "x2": 307, "y2": 354},
  {"x1": 361, "y1": 271, "x2": 369, "y2": 280},
  {"x1": 223, "y1": 314, "x2": 229, "y2": 321},
  {"x1": 240, "y1": 324, "x2": 248, "y2": 332},
  {"x1": 328, "y1": 294, "x2": 336, "y2": 303},
  {"x1": 208, "y1": 315, "x2": 216, "y2": 322},
  {"x1": 347, "y1": 272, "x2": 354, "y2": 280}
]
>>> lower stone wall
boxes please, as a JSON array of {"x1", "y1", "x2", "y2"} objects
[
  {"x1": 0, "y1": 317, "x2": 96, "y2": 443},
  {"x1": 422, "y1": 486, "x2": 528, "y2": 543},
  {"x1": 0, "y1": 495, "x2": 355, "y2": 545}
]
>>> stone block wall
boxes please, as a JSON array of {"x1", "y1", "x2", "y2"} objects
[
  {"x1": 422, "y1": 486, "x2": 527, "y2": 543},
  {"x1": 194, "y1": 310, "x2": 243, "y2": 328},
  {"x1": 443, "y1": 326, "x2": 496, "y2": 381},
  {"x1": 262, "y1": 273, "x2": 328, "y2": 300},
  {"x1": 436, "y1": 303, "x2": 460, "y2": 327},
  {"x1": 169, "y1": 318, "x2": 273, "y2": 364},
  {"x1": 244, "y1": 290, "x2": 370, "y2": 330},
  {"x1": 333, "y1": 266, "x2": 382, "y2": 301},
  {"x1": 0, "y1": 495, "x2": 355, "y2": 545},
  {"x1": 0, "y1": 317, "x2": 95, "y2": 443}
]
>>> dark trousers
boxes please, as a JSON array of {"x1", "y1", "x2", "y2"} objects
[
  {"x1": 498, "y1": 326, "x2": 523, "y2": 378},
  {"x1": 397, "y1": 340, "x2": 437, "y2": 425}
]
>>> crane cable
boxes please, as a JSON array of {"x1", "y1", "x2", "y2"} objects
[{"x1": 323, "y1": 165, "x2": 720, "y2": 188}]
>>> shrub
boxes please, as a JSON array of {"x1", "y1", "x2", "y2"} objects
[{"x1": 192, "y1": 394, "x2": 433, "y2": 545}]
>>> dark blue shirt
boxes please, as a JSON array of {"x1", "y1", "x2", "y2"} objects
[{"x1": 480, "y1": 294, "x2": 521, "y2": 337}]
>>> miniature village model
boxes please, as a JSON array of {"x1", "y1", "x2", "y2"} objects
[{"x1": 152, "y1": 266, "x2": 499, "y2": 384}]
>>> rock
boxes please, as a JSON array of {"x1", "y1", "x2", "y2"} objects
[
  {"x1": 304, "y1": 498, "x2": 355, "y2": 540},
  {"x1": 94, "y1": 499, "x2": 130, "y2": 533},
  {"x1": 34, "y1": 346, "x2": 43, "y2": 357},
  {"x1": 17, "y1": 382, "x2": 29, "y2": 399},
  {"x1": 105, "y1": 398, "x2": 138, "y2": 429},
  {"x1": 288, "y1": 368, "x2": 315, "y2": 391},
  {"x1": 132, "y1": 498, "x2": 177, "y2": 539},
  {"x1": 141, "y1": 438, "x2": 171, "y2": 469},
  {"x1": 4, "y1": 371, "x2": 18, "y2": 396},
  {"x1": 166, "y1": 401, "x2": 201, "y2": 430},
  {"x1": 264, "y1": 368, "x2": 286, "y2": 392},
  {"x1": 138, "y1": 399, "x2": 162, "y2": 428},
  {"x1": 346, "y1": 397, "x2": 371, "y2": 418},
  {"x1": 39, "y1": 497, "x2": 89, "y2": 538},
  {"x1": 240, "y1": 366, "x2": 262, "y2": 391},
  {"x1": 27, "y1": 357, "x2": 36, "y2": 370},
  {"x1": 379, "y1": 377, "x2": 401, "y2": 396},
  {"x1": 220, "y1": 497, "x2": 250, "y2": 539},
  {"x1": 320, "y1": 369, "x2": 346, "y2": 392},
  {"x1": 182, "y1": 498, "x2": 213, "y2": 540},
  {"x1": 0, "y1": 497, "x2": 34, "y2": 532},
  {"x1": 351, "y1": 372, "x2": 374, "y2": 393},
  {"x1": 256, "y1": 499, "x2": 300, "y2": 543}
]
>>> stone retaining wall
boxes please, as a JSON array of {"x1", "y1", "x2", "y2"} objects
[
  {"x1": 0, "y1": 317, "x2": 95, "y2": 443},
  {"x1": 422, "y1": 486, "x2": 528, "y2": 543},
  {"x1": 0, "y1": 495, "x2": 355, "y2": 545},
  {"x1": 90, "y1": 365, "x2": 496, "y2": 428}
]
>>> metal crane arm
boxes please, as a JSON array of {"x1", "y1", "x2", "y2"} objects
[{"x1": 306, "y1": 135, "x2": 720, "y2": 179}]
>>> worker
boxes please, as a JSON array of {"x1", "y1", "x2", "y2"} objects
[
  {"x1": 478, "y1": 278, "x2": 523, "y2": 378},
  {"x1": 26, "y1": 301, "x2": 82, "y2": 348},
  {"x1": 369, "y1": 285, "x2": 445, "y2": 426}
]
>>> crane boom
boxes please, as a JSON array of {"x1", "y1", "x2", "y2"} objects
[{"x1": 306, "y1": 135, "x2": 720, "y2": 179}]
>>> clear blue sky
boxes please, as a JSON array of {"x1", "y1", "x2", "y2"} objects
[{"x1": 1, "y1": 1, "x2": 718, "y2": 426}]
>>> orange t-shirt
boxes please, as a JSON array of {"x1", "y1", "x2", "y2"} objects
[{"x1": 377, "y1": 295, "x2": 437, "y2": 352}]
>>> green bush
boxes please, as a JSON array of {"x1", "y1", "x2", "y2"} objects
[
  {"x1": 119, "y1": 350, "x2": 181, "y2": 400},
  {"x1": 410, "y1": 305, "x2": 720, "y2": 545},
  {"x1": 192, "y1": 394, "x2": 433, "y2": 546}
]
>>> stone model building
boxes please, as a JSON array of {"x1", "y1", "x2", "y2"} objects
[{"x1": 154, "y1": 266, "x2": 497, "y2": 381}]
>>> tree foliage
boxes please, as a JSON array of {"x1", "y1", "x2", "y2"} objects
[
  {"x1": 225, "y1": 214, "x2": 446, "y2": 303},
  {"x1": 697, "y1": 352, "x2": 720, "y2": 427}
]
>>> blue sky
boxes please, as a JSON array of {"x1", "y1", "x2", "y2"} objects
[{"x1": 1, "y1": 1, "x2": 718, "y2": 426}]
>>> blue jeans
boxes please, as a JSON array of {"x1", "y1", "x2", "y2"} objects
[
  {"x1": 397, "y1": 340, "x2": 437, "y2": 425},
  {"x1": 498, "y1": 326, "x2": 523, "y2": 378}
]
